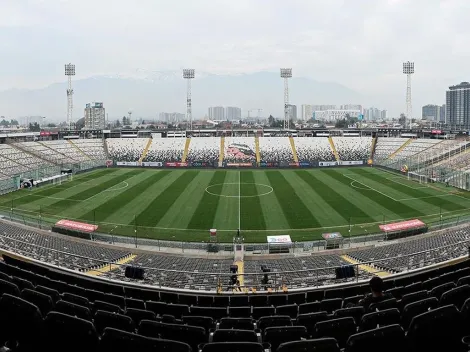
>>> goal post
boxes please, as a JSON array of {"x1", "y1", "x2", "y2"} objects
[{"x1": 408, "y1": 172, "x2": 428, "y2": 184}]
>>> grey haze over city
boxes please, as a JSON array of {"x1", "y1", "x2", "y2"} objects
[{"x1": 1, "y1": 0, "x2": 468, "y2": 122}]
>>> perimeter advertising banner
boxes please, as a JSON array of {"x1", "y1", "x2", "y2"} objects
[
  {"x1": 191, "y1": 162, "x2": 211, "y2": 167},
  {"x1": 117, "y1": 161, "x2": 138, "y2": 166},
  {"x1": 338, "y1": 160, "x2": 364, "y2": 166},
  {"x1": 319, "y1": 161, "x2": 338, "y2": 167},
  {"x1": 165, "y1": 162, "x2": 188, "y2": 167},
  {"x1": 379, "y1": 219, "x2": 425, "y2": 232},
  {"x1": 225, "y1": 163, "x2": 253, "y2": 167},
  {"x1": 141, "y1": 162, "x2": 163, "y2": 167},
  {"x1": 259, "y1": 162, "x2": 279, "y2": 167}
]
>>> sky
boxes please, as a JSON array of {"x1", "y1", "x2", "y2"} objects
[{"x1": 0, "y1": 0, "x2": 469, "y2": 117}]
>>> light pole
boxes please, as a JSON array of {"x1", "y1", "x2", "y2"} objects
[
  {"x1": 65, "y1": 63, "x2": 76, "y2": 130},
  {"x1": 183, "y1": 69, "x2": 195, "y2": 131},
  {"x1": 280, "y1": 68, "x2": 292, "y2": 130},
  {"x1": 403, "y1": 62, "x2": 414, "y2": 130}
]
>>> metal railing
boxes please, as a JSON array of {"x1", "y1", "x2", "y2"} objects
[{"x1": 1, "y1": 231, "x2": 469, "y2": 293}]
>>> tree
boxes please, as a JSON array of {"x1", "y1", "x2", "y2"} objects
[
  {"x1": 147, "y1": 124, "x2": 155, "y2": 130},
  {"x1": 122, "y1": 116, "x2": 127, "y2": 126},
  {"x1": 115, "y1": 119, "x2": 121, "y2": 127},
  {"x1": 75, "y1": 117, "x2": 85, "y2": 130},
  {"x1": 46, "y1": 123, "x2": 56, "y2": 127},
  {"x1": 28, "y1": 122, "x2": 41, "y2": 132},
  {"x1": 0, "y1": 119, "x2": 8, "y2": 127},
  {"x1": 399, "y1": 113, "x2": 406, "y2": 125},
  {"x1": 10, "y1": 119, "x2": 18, "y2": 125}
]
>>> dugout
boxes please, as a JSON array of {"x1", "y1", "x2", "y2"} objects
[
  {"x1": 322, "y1": 232, "x2": 344, "y2": 249},
  {"x1": 380, "y1": 219, "x2": 428, "y2": 241}
]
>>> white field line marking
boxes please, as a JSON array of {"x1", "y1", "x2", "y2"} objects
[
  {"x1": 386, "y1": 177, "x2": 428, "y2": 189},
  {"x1": 396, "y1": 194, "x2": 458, "y2": 201},
  {"x1": 343, "y1": 174, "x2": 399, "y2": 201},
  {"x1": 83, "y1": 181, "x2": 129, "y2": 202},
  {"x1": 28, "y1": 195, "x2": 82, "y2": 202}
]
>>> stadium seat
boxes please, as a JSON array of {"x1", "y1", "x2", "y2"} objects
[
  {"x1": 407, "y1": 305, "x2": 465, "y2": 352},
  {"x1": 268, "y1": 294, "x2": 287, "y2": 306},
  {"x1": 0, "y1": 279, "x2": 20, "y2": 297},
  {"x1": 360, "y1": 308, "x2": 401, "y2": 332},
  {"x1": 94, "y1": 300, "x2": 124, "y2": 314},
  {"x1": 345, "y1": 324, "x2": 406, "y2": 352},
  {"x1": 55, "y1": 300, "x2": 93, "y2": 321},
  {"x1": 368, "y1": 298, "x2": 398, "y2": 312},
  {"x1": 94, "y1": 310, "x2": 135, "y2": 335},
  {"x1": 457, "y1": 275, "x2": 470, "y2": 287},
  {"x1": 182, "y1": 315, "x2": 214, "y2": 332},
  {"x1": 299, "y1": 301, "x2": 321, "y2": 314},
  {"x1": 21, "y1": 288, "x2": 54, "y2": 316},
  {"x1": 287, "y1": 292, "x2": 306, "y2": 305},
  {"x1": 100, "y1": 327, "x2": 191, "y2": 352},
  {"x1": 211, "y1": 329, "x2": 259, "y2": 343},
  {"x1": 165, "y1": 303, "x2": 190, "y2": 319},
  {"x1": 334, "y1": 306, "x2": 365, "y2": 325},
  {"x1": 191, "y1": 306, "x2": 226, "y2": 320},
  {"x1": 125, "y1": 297, "x2": 146, "y2": 310},
  {"x1": 229, "y1": 306, "x2": 252, "y2": 318},
  {"x1": 264, "y1": 326, "x2": 308, "y2": 352},
  {"x1": 178, "y1": 293, "x2": 198, "y2": 306},
  {"x1": 62, "y1": 292, "x2": 91, "y2": 309},
  {"x1": 252, "y1": 306, "x2": 275, "y2": 319},
  {"x1": 399, "y1": 290, "x2": 428, "y2": 311},
  {"x1": 343, "y1": 295, "x2": 363, "y2": 307},
  {"x1": 276, "y1": 304, "x2": 298, "y2": 318},
  {"x1": 201, "y1": 342, "x2": 264, "y2": 352},
  {"x1": 138, "y1": 320, "x2": 206, "y2": 352},
  {"x1": 0, "y1": 293, "x2": 44, "y2": 352},
  {"x1": 277, "y1": 338, "x2": 341, "y2": 352},
  {"x1": 125, "y1": 307, "x2": 156, "y2": 324},
  {"x1": 314, "y1": 317, "x2": 356, "y2": 348},
  {"x1": 401, "y1": 297, "x2": 439, "y2": 329},
  {"x1": 35, "y1": 285, "x2": 61, "y2": 303},
  {"x1": 146, "y1": 300, "x2": 167, "y2": 315},
  {"x1": 296, "y1": 311, "x2": 329, "y2": 337},
  {"x1": 430, "y1": 282, "x2": 456, "y2": 300},
  {"x1": 219, "y1": 317, "x2": 255, "y2": 330},
  {"x1": 11, "y1": 276, "x2": 35, "y2": 291},
  {"x1": 439, "y1": 284, "x2": 470, "y2": 309},
  {"x1": 258, "y1": 315, "x2": 292, "y2": 331},
  {"x1": 230, "y1": 295, "x2": 250, "y2": 307},
  {"x1": 320, "y1": 298, "x2": 342, "y2": 313},
  {"x1": 44, "y1": 311, "x2": 99, "y2": 352}
]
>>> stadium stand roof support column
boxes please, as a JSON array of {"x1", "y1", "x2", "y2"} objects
[
  {"x1": 138, "y1": 138, "x2": 153, "y2": 164},
  {"x1": 328, "y1": 136, "x2": 340, "y2": 161},
  {"x1": 388, "y1": 138, "x2": 412, "y2": 160},
  {"x1": 182, "y1": 138, "x2": 191, "y2": 163},
  {"x1": 67, "y1": 140, "x2": 92, "y2": 160},
  {"x1": 289, "y1": 136, "x2": 299, "y2": 163},
  {"x1": 218, "y1": 136, "x2": 225, "y2": 167},
  {"x1": 341, "y1": 255, "x2": 390, "y2": 278},
  {"x1": 370, "y1": 137, "x2": 378, "y2": 160},
  {"x1": 255, "y1": 136, "x2": 261, "y2": 164}
]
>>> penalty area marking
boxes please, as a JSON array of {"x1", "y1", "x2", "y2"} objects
[
  {"x1": 205, "y1": 182, "x2": 273, "y2": 198},
  {"x1": 83, "y1": 181, "x2": 129, "y2": 201}
]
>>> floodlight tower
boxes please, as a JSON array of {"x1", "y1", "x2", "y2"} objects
[
  {"x1": 65, "y1": 63, "x2": 75, "y2": 130},
  {"x1": 403, "y1": 62, "x2": 414, "y2": 130},
  {"x1": 280, "y1": 68, "x2": 292, "y2": 130},
  {"x1": 183, "y1": 69, "x2": 195, "y2": 130}
]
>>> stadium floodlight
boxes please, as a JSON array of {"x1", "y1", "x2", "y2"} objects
[
  {"x1": 65, "y1": 63, "x2": 76, "y2": 130},
  {"x1": 403, "y1": 62, "x2": 414, "y2": 130},
  {"x1": 183, "y1": 69, "x2": 195, "y2": 131},
  {"x1": 280, "y1": 68, "x2": 292, "y2": 130}
]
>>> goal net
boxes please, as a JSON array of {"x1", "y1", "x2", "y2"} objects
[{"x1": 408, "y1": 172, "x2": 428, "y2": 184}]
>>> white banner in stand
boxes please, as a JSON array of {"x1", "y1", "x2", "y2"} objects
[{"x1": 267, "y1": 235, "x2": 292, "y2": 244}]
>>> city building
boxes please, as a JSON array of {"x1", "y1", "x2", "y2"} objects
[
  {"x1": 286, "y1": 104, "x2": 297, "y2": 120},
  {"x1": 301, "y1": 104, "x2": 314, "y2": 120},
  {"x1": 208, "y1": 106, "x2": 225, "y2": 120},
  {"x1": 340, "y1": 104, "x2": 363, "y2": 111},
  {"x1": 422, "y1": 104, "x2": 446, "y2": 122},
  {"x1": 446, "y1": 82, "x2": 470, "y2": 128},
  {"x1": 159, "y1": 112, "x2": 185, "y2": 123},
  {"x1": 380, "y1": 110, "x2": 387, "y2": 120},
  {"x1": 84, "y1": 102, "x2": 105, "y2": 129},
  {"x1": 313, "y1": 109, "x2": 361, "y2": 121},
  {"x1": 225, "y1": 107, "x2": 242, "y2": 121},
  {"x1": 363, "y1": 107, "x2": 387, "y2": 121},
  {"x1": 311, "y1": 105, "x2": 336, "y2": 111}
]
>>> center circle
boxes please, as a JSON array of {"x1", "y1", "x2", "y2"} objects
[{"x1": 205, "y1": 183, "x2": 273, "y2": 198}]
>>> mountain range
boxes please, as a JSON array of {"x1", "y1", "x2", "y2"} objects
[{"x1": 0, "y1": 71, "x2": 364, "y2": 122}]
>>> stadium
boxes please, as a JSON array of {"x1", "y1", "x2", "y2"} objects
[{"x1": 2, "y1": 132, "x2": 470, "y2": 351}]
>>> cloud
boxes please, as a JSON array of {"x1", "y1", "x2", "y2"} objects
[{"x1": 0, "y1": 0, "x2": 468, "y2": 116}]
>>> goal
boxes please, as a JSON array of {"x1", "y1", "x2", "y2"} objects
[{"x1": 407, "y1": 172, "x2": 428, "y2": 184}]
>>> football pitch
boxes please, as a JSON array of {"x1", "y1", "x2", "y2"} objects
[{"x1": 1, "y1": 167, "x2": 470, "y2": 243}]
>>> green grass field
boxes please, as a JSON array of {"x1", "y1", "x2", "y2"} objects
[{"x1": 1, "y1": 167, "x2": 470, "y2": 243}]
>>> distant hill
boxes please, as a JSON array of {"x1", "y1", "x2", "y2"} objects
[{"x1": 0, "y1": 71, "x2": 363, "y2": 121}]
